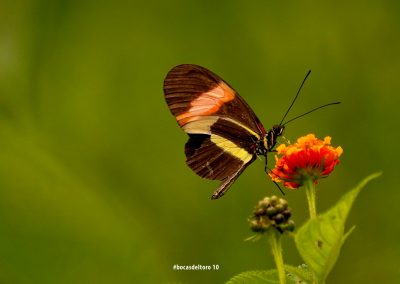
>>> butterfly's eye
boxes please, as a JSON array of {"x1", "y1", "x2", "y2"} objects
[{"x1": 273, "y1": 125, "x2": 285, "y2": 136}]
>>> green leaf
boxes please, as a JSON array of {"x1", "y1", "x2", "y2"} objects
[
  {"x1": 226, "y1": 269, "x2": 311, "y2": 284},
  {"x1": 285, "y1": 264, "x2": 313, "y2": 283},
  {"x1": 295, "y1": 172, "x2": 381, "y2": 283},
  {"x1": 226, "y1": 270, "x2": 279, "y2": 284}
]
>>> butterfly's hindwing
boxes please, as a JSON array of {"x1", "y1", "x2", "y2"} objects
[
  {"x1": 185, "y1": 133, "x2": 254, "y2": 180},
  {"x1": 184, "y1": 131, "x2": 256, "y2": 199}
]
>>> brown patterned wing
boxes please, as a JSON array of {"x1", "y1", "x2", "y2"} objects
[{"x1": 185, "y1": 132, "x2": 256, "y2": 199}]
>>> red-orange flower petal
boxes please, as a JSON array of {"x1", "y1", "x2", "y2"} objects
[{"x1": 269, "y1": 134, "x2": 343, "y2": 189}]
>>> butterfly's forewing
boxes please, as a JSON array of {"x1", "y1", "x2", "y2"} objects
[
  {"x1": 163, "y1": 64, "x2": 266, "y2": 198},
  {"x1": 164, "y1": 64, "x2": 265, "y2": 133}
]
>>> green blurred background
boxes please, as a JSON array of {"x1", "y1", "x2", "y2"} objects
[{"x1": 1, "y1": 0, "x2": 399, "y2": 283}]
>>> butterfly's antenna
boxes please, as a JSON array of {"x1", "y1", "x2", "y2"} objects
[
  {"x1": 282, "y1": 102, "x2": 341, "y2": 126},
  {"x1": 279, "y1": 70, "x2": 312, "y2": 125}
]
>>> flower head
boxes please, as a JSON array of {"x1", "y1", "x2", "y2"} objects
[
  {"x1": 269, "y1": 134, "x2": 343, "y2": 189},
  {"x1": 248, "y1": 195, "x2": 295, "y2": 234}
]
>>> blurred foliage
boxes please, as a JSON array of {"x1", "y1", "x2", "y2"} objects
[{"x1": 0, "y1": 0, "x2": 399, "y2": 283}]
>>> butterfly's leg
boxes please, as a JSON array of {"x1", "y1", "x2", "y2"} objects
[{"x1": 264, "y1": 157, "x2": 285, "y2": 196}]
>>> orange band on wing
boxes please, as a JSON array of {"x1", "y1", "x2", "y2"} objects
[{"x1": 176, "y1": 82, "x2": 235, "y2": 126}]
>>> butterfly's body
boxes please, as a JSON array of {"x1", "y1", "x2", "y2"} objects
[{"x1": 164, "y1": 64, "x2": 284, "y2": 199}]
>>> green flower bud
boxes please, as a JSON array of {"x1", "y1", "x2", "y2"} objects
[
  {"x1": 266, "y1": 206, "x2": 278, "y2": 217},
  {"x1": 282, "y1": 209, "x2": 292, "y2": 219},
  {"x1": 254, "y1": 208, "x2": 266, "y2": 216},
  {"x1": 260, "y1": 197, "x2": 270, "y2": 207},
  {"x1": 248, "y1": 196, "x2": 295, "y2": 234},
  {"x1": 275, "y1": 203, "x2": 285, "y2": 213},
  {"x1": 270, "y1": 195, "x2": 279, "y2": 205},
  {"x1": 278, "y1": 199, "x2": 288, "y2": 209},
  {"x1": 274, "y1": 213, "x2": 285, "y2": 224},
  {"x1": 286, "y1": 220, "x2": 295, "y2": 232}
]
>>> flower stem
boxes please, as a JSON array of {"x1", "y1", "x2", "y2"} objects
[
  {"x1": 305, "y1": 179, "x2": 317, "y2": 219},
  {"x1": 305, "y1": 180, "x2": 319, "y2": 284},
  {"x1": 267, "y1": 230, "x2": 286, "y2": 284}
]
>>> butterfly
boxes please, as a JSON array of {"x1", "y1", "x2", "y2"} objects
[
  {"x1": 163, "y1": 64, "x2": 287, "y2": 199},
  {"x1": 163, "y1": 64, "x2": 337, "y2": 199}
]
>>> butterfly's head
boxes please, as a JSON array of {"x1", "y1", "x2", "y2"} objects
[
  {"x1": 272, "y1": 124, "x2": 285, "y2": 137},
  {"x1": 264, "y1": 125, "x2": 285, "y2": 152}
]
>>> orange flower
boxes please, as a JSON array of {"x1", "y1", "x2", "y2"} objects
[{"x1": 269, "y1": 134, "x2": 343, "y2": 189}]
